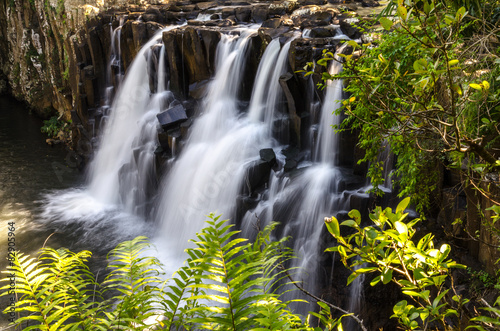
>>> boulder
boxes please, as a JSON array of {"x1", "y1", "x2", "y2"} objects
[
  {"x1": 339, "y1": 18, "x2": 363, "y2": 39},
  {"x1": 156, "y1": 104, "x2": 188, "y2": 130},
  {"x1": 284, "y1": 159, "x2": 298, "y2": 172},
  {"x1": 260, "y1": 148, "x2": 277, "y2": 166},
  {"x1": 362, "y1": 0, "x2": 380, "y2": 7},
  {"x1": 309, "y1": 26, "x2": 337, "y2": 38},
  {"x1": 197, "y1": 2, "x2": 218, "y2": 10},
  {"x1": 252, "y1": 6, "x2": 269, "y2": 23},
  {"x1": 235, "y1": 7, "x2": 252, "y2": 22},
  {"x1": 245, "y1": 160, "x2": 272, "y2": 194},
  {"x1": 262, "y1": 18, "x2": 282, "y2": 29}
]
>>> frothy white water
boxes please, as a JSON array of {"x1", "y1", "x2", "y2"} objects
[
  {"x1": 314, "y1": 53, "x2": 344, "y2": 164},
  {"x1": 153, "y1": 27, "x2": 276, "y2": 270},
  {"x1": 248, "y1": 38, "x2": 295, "y2": 128},
  {"x1": 40, "y1": 26, "x2": 177, "y2": 237},
  {"x1": 89, "y1": 27, "x2": 177, "y2": 216},
  {"x1": 241, "y1": 51, "x2": 347, "y2": 311}
]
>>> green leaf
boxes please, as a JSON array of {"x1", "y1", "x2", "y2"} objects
[
  {"x1": 381, "y1": 268, "x2": 393, "y2": 284},
  {"x1": 397, "y1": 5, "x2": 408, "y2": 21},
  {"x1": 396, "y1": 197, "x2": 411, "y2": 213},
  {"x1": 325, "y1": 216, "x2": 340, "y2": 237},
  {"x1": 394, "y1": 221, "x2": 408, "y2": 235},
  {"x1": 348, "y1": 209, "x2": 362, "y2": 225},
  {"x1": 380, "y1": 17, "x2": 393, "y2": 31},
  {"x1": 370, "y1": 275, "x2": 381, "y2": 286},
  {"x1": 393, "y1": 300, "x2": 407, "y2": 315}
]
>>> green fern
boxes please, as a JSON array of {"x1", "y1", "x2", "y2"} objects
[
  {"x1": 102, "y1": 236, "x2": 164, "y2": 330},
  {"x1": 2, "y1": 216, "x2": 348, "y2": 331},
  {"x1": 184, "y1": 214, "x2": 306, "y2": 330}
]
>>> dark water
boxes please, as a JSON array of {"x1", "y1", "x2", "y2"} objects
[{"x1": 0, "y1": 96, "x2": 83, "y2": 328}]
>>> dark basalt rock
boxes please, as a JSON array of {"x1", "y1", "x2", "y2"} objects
[
  {"x1": 261, "y1": 18, "x2": 282, "y2": 29},
  {"x1": 339, "y1": 18, "x2": 363, "y2": 39},
  {"x1": 235, "y1": 7, "x2": 252, "y2": 22},
  {"x1": 156, "y1": 104, "x2": 188, "y2": 130},
  {"x1": 284, "y1": 159, "x2": 298, "y2": 172},
  {"x1": 252, "y1": 6, "x2": 269, "y2": 23},
  {"x1": 245, "y1": 160, "x2": 272, "y2": 194},
  {"x1": 260, "y1": 148, "x2": 277, "y2": 166},
  {"x1": 197, "y1": 2, "x2": 218, "y2": 10},
  {"x1": 308, "y1": 26, "x2": 337, "y2": 38},
  {"x1": 362, "y1": 0, "x2": 380, "y2": 7}
]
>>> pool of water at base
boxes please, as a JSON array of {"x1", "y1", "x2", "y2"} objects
[{"x1": 0, "y1": 95, "x2": 84, "y2": 329}]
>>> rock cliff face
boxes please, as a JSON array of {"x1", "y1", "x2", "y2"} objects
[{"x1": 0, "y1": 0, "x2": 372, "y2": 154}]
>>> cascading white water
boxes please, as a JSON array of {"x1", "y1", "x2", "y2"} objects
[
  {"x1": 157, "y1": 44, "x2": 167, "y2": 93},
  {"x1": 314, "y1": 53, "x2": 344, "y2": 165},
  {"x1": 40, "y1": 18, "x2": 368, "y2": 321},
  {"x1": 153, "y1": 27, "x2": 277, "y2": 271},
  {"x1": 40, "y1": 26, "x2": 178, "y2": 247},
  {"x1": 88, "y1": 28, "x2": 170, "y2": 214},
  {"x1": 240, "y1": 47, "x2": 348, "y2": 311},
  {"x1": 248, "y1": 38, "x2": 295, "y2": 130}
]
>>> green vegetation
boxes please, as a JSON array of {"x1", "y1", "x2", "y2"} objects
[
  {"x1": 326, "y1": 198, "x2": 468, "y2": 329},
  {"x1": 4, "y1": 205, "x2": 500, "y2": 330},
  {"x1": 41, "y1": 115, "x2": 71, "y2": 139},
  {"x1": 315, "y1": 0, "x2": 500, "y2": 213},
  {"x1": 1, "y1": 215, "x2": 359, "y2": 331}
]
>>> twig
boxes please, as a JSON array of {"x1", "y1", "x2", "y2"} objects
[
  {"x1": 480, "y1": 298, "x2": 500, "y2": 319},
  {"x1": 283, "y1": 268, "x2": 368, "y2": 331}
]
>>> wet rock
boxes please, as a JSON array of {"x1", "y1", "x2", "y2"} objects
[
  {"x1": 362, "y1": 0, "x2": 380, "y2": 7},
  {"x1": 199, "y1": 29, "x2": 221, "y2": 76},
  {"x1": 163, "y1": 30, "x2": 188, "y2": 97},
  {"x1": 339, "y1": 18, "x2": 363, "y2": 39},
  {"x1": 252, "y1": 6, "x2": 269, "y2": 23},
  {"x1": 217, "y1": 19, "x2": 236, "y2": 27},
  {"x1": 157, "y1": 130, "x2": 170, "y2": 150},
  {"x1": 309, "y1": 26, "x2": 337, "y2": 38},
  {"x1": 222, "y1": 7, "x2": 235, "y2": 18},
  {"x1": 282, "y1": 146, "x2": 300, "y2": 159},
  {"x1": 291, "y1": 5, "x2": 336, "y2": 28},
  {"x1": 284, "y1": 159, "x2": 298, "y2": 172},
  {"x1": 235, "y1": 7, "x2": 252, "y2": 22},
  {"x1": 197, "y1": 2, "x2": 218, "y2": 10},
  {"x1": 262, "y1": 18, "x2": 282, "y2": 29},
  {"x1": 258, "y1": 26, "x2": 292, "y2": 41},
  {"x1": 279, "y1": 72, "x2": 304, "y2": 146},
  {"x1": 156, "y1": 104, "x2": 188, "y2": 130},
  {"x1": 260, "y1": 148, "x2": 277, "y2": 166},
  {"x1": 180, "y1": 118, "x2": 193, "y2": 138},
  {"x1": 189, "y1": 79, "x2": 210, "y2": 100},
  {"x1": 303, "y1": 0, "x2": 327, "y2": 5},
  {"x1": 245, "y1": 160, "x2": 272, "y2": 194}
]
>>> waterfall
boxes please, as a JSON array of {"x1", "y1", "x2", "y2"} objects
[
  {"x1": 39, "y1": 26, "x2": 178, "y2": 247},
  {"x1": 314, "y1": 56, "x2": 343, "y2": 165},
  {"x1": 153, "y1": 27, "x2": 274, "y2": 269},
  {"x1": 157, "y1": 44, "x2": 167, "y2": 93},
  {"x1": 88, "y1": 28, "x2": 169, "y2": 215},
  {"x1": 240, "y1": 48, "x2": 349, "y2": 311},
  {"x1": 39, "y1": 17, "x2": 370, "y2": 321},
  {"x1": 248, "y1": 37, "x2": 296, "y2": 136}
]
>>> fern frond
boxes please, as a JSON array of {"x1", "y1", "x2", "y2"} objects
[
  {"x1": 183, "y1": 214, "x2": 299, "y2": 330},
  {"x1": 0, "y1": 251, "x2": 54, "y2": 330},
  {"x1": 102, "y1": 236, "x2": 164, "y2": 329}
]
